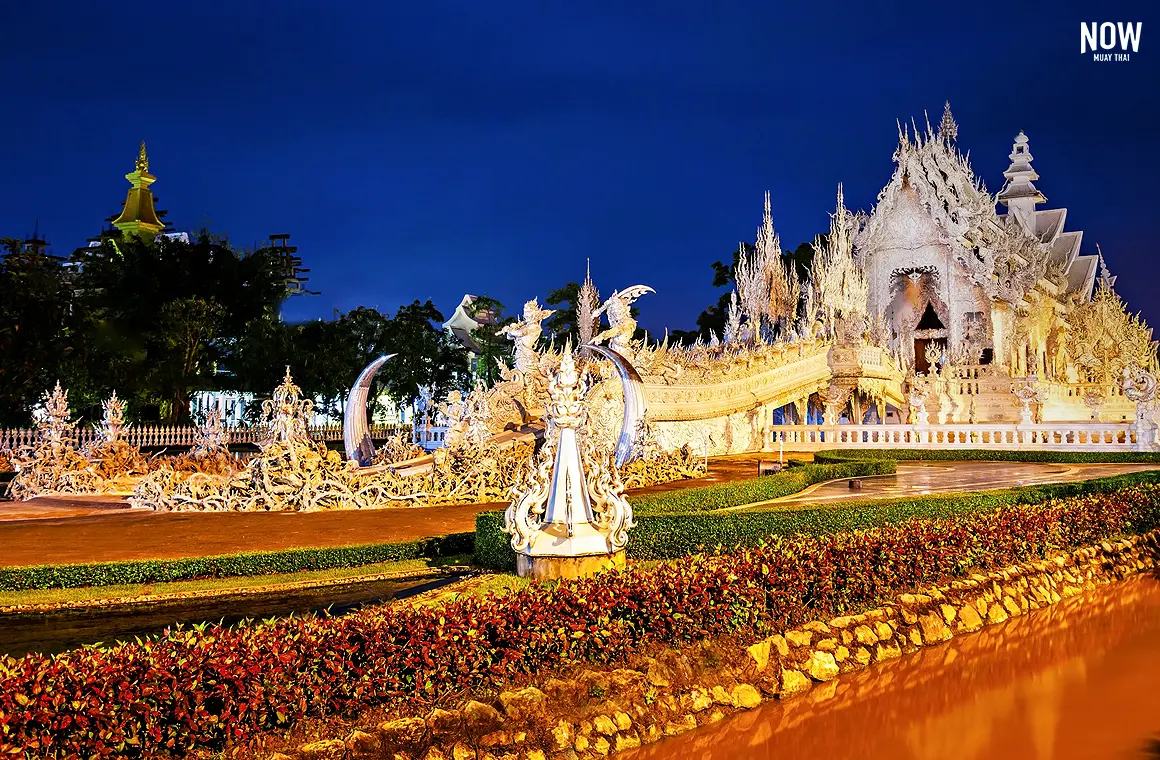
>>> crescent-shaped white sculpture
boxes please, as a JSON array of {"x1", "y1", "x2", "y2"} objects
[
  {"x1": 343, "y1": 354, "x2": 395, "y2": 465},
  {"x1": 582, "y1": 344, "x2": 647, "y2": 467}
]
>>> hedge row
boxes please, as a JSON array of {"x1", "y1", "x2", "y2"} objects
[
  {"x1": 4, "y1": 485, "x2": 1157, "y2": 758},
  {"x1": 813, "y1": 448, "x2": 1160, "y2": 464},
  {"x1": 474, "y1": 469, "x2": 1160, "y2": 569},
  {"x1": 0, "y1": 532, "x2": 475, "y2": 592}
]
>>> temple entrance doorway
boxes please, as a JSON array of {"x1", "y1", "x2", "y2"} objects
[{"x1": 912, "y1": 303, "x2": 947, "y2": 374}]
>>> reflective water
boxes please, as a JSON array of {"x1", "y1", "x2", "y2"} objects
[{"x1": 633, "y1": 576, "x2": 1160, "y2": 760}]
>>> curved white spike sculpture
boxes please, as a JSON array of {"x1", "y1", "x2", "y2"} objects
[
  {"x1": 343, "y1": 354, "x2": 395, "y2": 465},
  {"x1": 583, "y1": 344, "x2": 647, "y2": 467}
]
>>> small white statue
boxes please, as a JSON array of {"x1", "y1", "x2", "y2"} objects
[
  {"x1": 500, "y1": 298, "x2": 555, "y2": 374},
  {"x1": 592, "y1": 285, "x2": 655, "y2": 355}
]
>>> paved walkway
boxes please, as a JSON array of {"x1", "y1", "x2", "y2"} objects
[
  {"x1": 766, "y1": 461, "x2": 1158, "y2": 507},
  {"x1": 0, "y1": 457, "x2": 1150, "y2": 567},
  {"x1": 0, "y1": 455, "x2": 775, "y2": 567}
]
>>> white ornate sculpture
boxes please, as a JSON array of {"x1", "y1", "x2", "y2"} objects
[
  {"x1": 906, "y1": 379, "x2": 931, "y2": 425},
  {"x1": 592, "y1": 285, "x2": 654, "y2": 355},
  {"x1": 37, "y1": 381, "x2": 74, "y2": 449},
  {"x1": 1121, "y1": 365, "x2": 1160, "y2": 450},
  {"x1": 1012, "y1": 377, "x2": 1040, "y2": 425},
  {"x1": 504, "y1": 351, "x2": 634, "y2": 580},
  {"x1": 192, "y1": 399, "x2": 230, "y2": 456},
  {"x1": 500, "y1": 298, "x2": 555, "y2": 374},
  {"x1": 261, "y1": 368, "x2": 313, "y2": 449},
  {"x1": 96, "y1": 392, "x2": 127, "y2": 443}
]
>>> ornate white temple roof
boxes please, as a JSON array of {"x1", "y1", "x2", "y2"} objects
[{"x1": 860, "y1": 106, "x2": 1104, "y2": 304}]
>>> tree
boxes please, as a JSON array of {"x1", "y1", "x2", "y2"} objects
[
  {"x1": 466, "y1": 295, "x2": 514, "y2": 387},
  {"x1": 152, "y1": 297, "x2": 225, "y2": 422},
  {"x1": 379, "y1": 300, "x2": 469, "y2": 411},
  {"x1": 544, "y1": 282, "x2": 581, "y2": 346},
  {"x1": 0, "y1": 239, "x2": 93, "y2": 425},
  {"x1": 71, "y1": 231, "x2": 289, "y2": 421}
]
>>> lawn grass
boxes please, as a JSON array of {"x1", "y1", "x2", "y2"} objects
[{"x1": 0, "y1": 554, "x2": 472, "y2": 608}]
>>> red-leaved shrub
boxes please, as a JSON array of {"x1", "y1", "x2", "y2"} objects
[{"x1": 1, "y1": 485, "x2": 1156, "y2": 757}]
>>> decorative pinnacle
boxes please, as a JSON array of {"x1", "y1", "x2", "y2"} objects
[
  {"x1": 938, "y1": 101, "x2": 958, "y2": 143},
  {"x1": 135, "y1": 141, "x2": 149, "y2": 173},
  {"x1": 547, "y1": 350, "x2": 585, "y2": 429}
]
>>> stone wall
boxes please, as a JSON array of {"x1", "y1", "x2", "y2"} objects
[{"x1": 272, "y1": 531, "x2": 1159, "y2": 760}]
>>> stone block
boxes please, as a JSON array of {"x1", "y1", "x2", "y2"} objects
[
  {"x1": 731, "y1": 684, "x2": 762, "y2": 709},
  {"x1": 592, "y1": 715, "x2": 617, "y2": 736},
  {"x1": 551, "y1": 721, "x2": 574, "y2": 751},
  {"x1": 815, "y1": 637, "x2": 839, "y2": 652},
  {"x1": 746, "y1": 638, "x2": 771, "y2": 672},
  {"x1": 986, "y1": 603, "x2": 1008, "y2": 624},
  {"x1": 918, "y1": 612, "x2": 952, "y2": 643},
  {"x1": 873, "y1": 621, "x2": 893, "y2": 640},
  {"x1": 427, "y1": 708, "x2": 462, "y2": 736},
  {"x1": 785, "y1": 629, "x2": 812, "y2": 647},
  {"x1": 806, "y1": 650, "x2": 839, "y2": 681},
  {"x1": 377, "y1": 717, "x2": 428, "y2": 752},
  {"x1": 299, "y1": 739, "x2": 346, "y2": 760},
  {"x1": 956, "y1": 603, "x2": 983, "y2": 632},
  {"x1": 499, "y1": 687, "x2": 547, "y2": 721},
  {"x1": 853, "y1": 624, "x2": 878, "y2": 646},
  {"x1": 463, "y1": 701, "x2": 503, "y2": 734},
  {"x1": 345, "y1": 729, "x2": 380, "y2": 755},
  {"x1": 779, "y1": 669, "x2": 812, "y2": 696}
]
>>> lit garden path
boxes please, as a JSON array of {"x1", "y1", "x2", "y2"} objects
[
  {"x1": 760, "y1": 461, "x2": 1160, "y2": 509},
  {"x1": 0, "y1": 454, "x2": 770, "y2": 567}
]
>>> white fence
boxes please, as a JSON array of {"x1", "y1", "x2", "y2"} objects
[
  {"x1": 0, "y1": 423, "x2": 411, "y2": 451},
  {"x1": 768, "y1": 422, "x2": 1141, "y2": 452}
]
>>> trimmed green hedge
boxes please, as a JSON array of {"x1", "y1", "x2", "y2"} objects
[
  {"x1": 813, "y1": 448, "x2": 1160, "y2": 464},
  {"x1": 0, "y1": 532, "x2": 475, "y2": 592},
  {"x1": 474, "y1": 469, "x2": 1160, "y2": 569}
]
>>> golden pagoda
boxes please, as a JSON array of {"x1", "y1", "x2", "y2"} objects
[{"x1": 110, "y1": 141, "x2": 165, "y2": 238}]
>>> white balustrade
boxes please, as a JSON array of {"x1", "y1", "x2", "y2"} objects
[
  {"x1": 767, "y1": 421, "x2": 1141, "y2": 452},
  {"x1": 0, "y1": 423, "x2": 410, "y2": 450}
]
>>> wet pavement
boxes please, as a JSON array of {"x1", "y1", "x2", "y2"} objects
[
  {"x1": 632, "y1": 575, "x2": 1160, "y2": 760},
  {"x1": 769, "y1": 461, "x2": 1159, "y2": 507}
]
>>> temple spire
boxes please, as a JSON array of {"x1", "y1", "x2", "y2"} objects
[
  {"x1": 1097, "y1": 244, "x2": 1117, "y2": 290},
  {"x1": 997, "y1": 131, "x2": 1047, "y2": 230},
  {"x1": 111, "y1": 140, "x2": 165, "y2": 239},
  {"x1": 937, "y1": 101, "x2": 958, "y2": 143}
]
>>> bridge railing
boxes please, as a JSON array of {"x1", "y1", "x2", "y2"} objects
[
  {"x1": 0, "y1": 423, "x2": 411, "y2": 451},
  {"x1": 767, "y1": 422, "x2": 1140, "y2": 452}
]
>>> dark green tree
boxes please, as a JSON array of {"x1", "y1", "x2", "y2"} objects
[
  {"x1": 378, "y1": 300, "x2": 469, "y2": 412},
  {"x1": 0, "y1": 239, "x2": 94, "y2": 425},
  {"x1": 544, "y1": 282, "x2": 580, "y2": 346},
  {"x1": 465, "y1": 295, "x2": 513, "y2": 387}
]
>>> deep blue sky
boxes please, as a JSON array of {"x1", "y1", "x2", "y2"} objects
[{"x1": 3, "y1": 1, "x2": 1156, "y2": 333}]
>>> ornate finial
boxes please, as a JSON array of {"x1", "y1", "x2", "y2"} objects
[
  {"x1": 261, "y1": 368, "x2": 313, "y2": 447},
  {"x1": 136, "y1": 141, "x2": 150, "y2": 173},
  {"x1": 1096, "y1": 244, "x2": 1117, "y2": 291},
  {"x1": 938, "y1": 101, "x2": 958, "y2": 142},
  {"x1": 547, "y1": 350, "x2": 584, "y2": 429},
  {"x1": 97, "y1": 391, "x2": 127, "y2": 443}
]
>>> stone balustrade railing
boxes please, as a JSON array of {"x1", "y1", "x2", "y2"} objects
[
  {"x1": 0, "y1": 423, "x2": 410, "y2": 451},
  {"x1": 767, "y1": 421, "x2": 1141, "y2": 452}
]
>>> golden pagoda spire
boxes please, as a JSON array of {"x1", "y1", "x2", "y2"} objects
[
  {"x1": 111, "y1": 140, "x2": 164, "y2": 239},
  {"x1": 136, "y1": 141, "x2": 149, "y2": 173}
]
